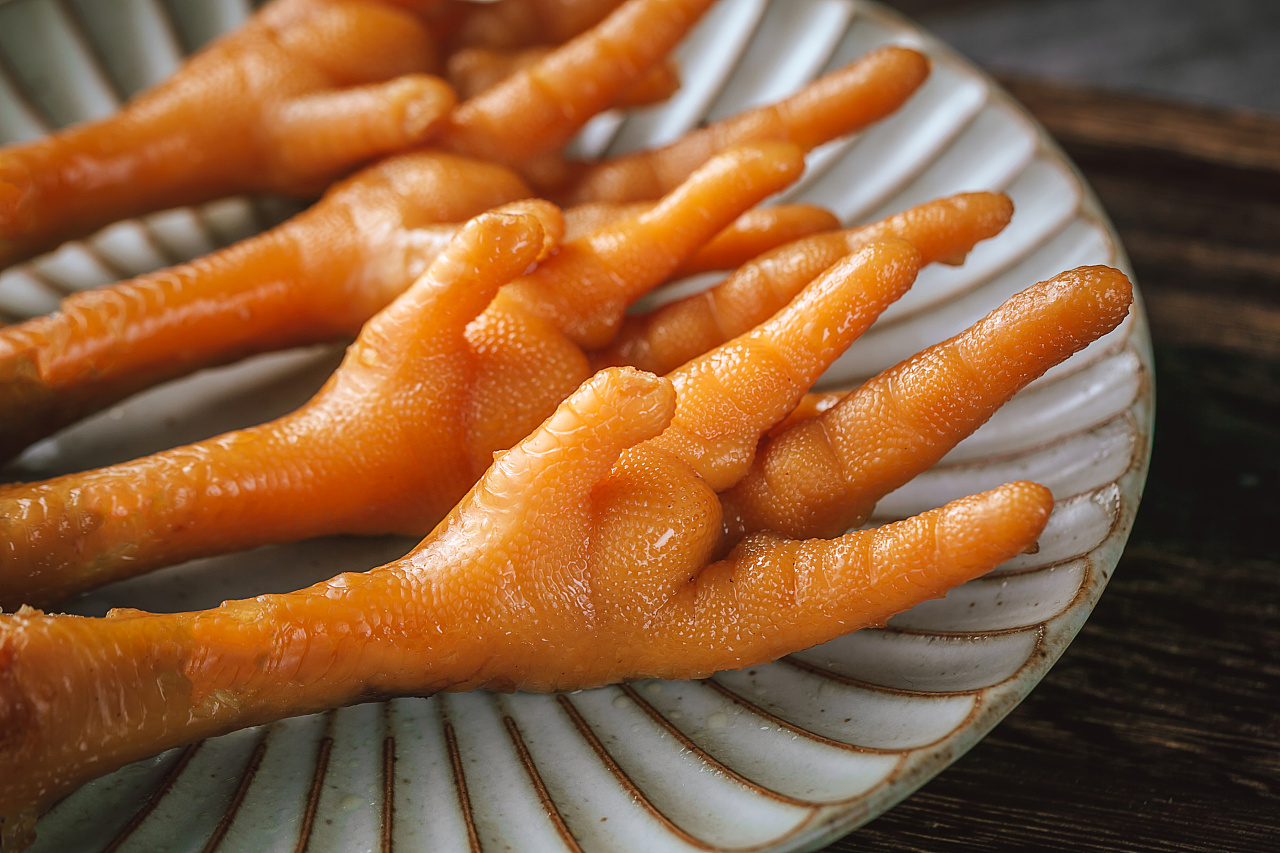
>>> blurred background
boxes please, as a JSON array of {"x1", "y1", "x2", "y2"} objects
[{"x1": 902, "y1": 0, "x2": 1280, "y2": 112}]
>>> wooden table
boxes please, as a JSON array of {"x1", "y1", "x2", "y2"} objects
[{"x1": 821, "y1": 81, "x2": 1280, "y2": 852}]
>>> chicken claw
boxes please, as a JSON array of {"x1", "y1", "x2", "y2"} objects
[
  {"x1": 0, "y1": 144, "x2": 811, "y2": 609},
  {"x1": 721, "y1": 265, "x2": 1134, "y2": 541},
  {"x1": 550, "y1": 45, "x2": 931, "y2": 203},
  {"x1": 0, "y1": 0, "x2": 453, "y2": 266},
  {"x1": 595, "y1": 191, "x2": 1016, "y2": 374},
  {"x1": 0, "y1": 142, "x2": 799, "y2": 463},
  {"x1": 0, "y1": 150, "x2": 534, "y2": 461},
  {"x1": 0, "y1": 0, "x2": 721, "y2": 267},
  {"x1": 0, "y1": 268, "x2": 1052, "y2": 827}
]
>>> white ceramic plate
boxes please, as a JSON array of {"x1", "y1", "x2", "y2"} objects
[{"x1": 0, "y1": 1, "x2": 1153, "y2": 851}]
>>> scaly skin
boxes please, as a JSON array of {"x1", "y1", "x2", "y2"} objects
[
  {"x1": 0, "y1": 143, "x2": 817, "y2": 608},
  {"x1": 0, "y1": 0, "x2": 453, "y2": 266},
  {"x1": 547, "y1": 45, "x2": 932, "y2": 202},
  {"x1": 562, "y1": 201, "x2": 842, "y2": 273},
  {"x1": 1, "y1": 0, "x2": 930, "y2": 289},
  {"x1": 447, "y1": 45, "x2": 681, "y2": 107},
  {"x1": 0, "y1": 142, "x2": 801, "y2": 464},
  {"x1": 0, "y1": 0, "x2": 721, "y2": 267},
  {"x1": 437, "y1": 0, "x2": 718, "y2": 168},
  {"x1": 498, "y1": 143, "x2": 807, "y2": 349},
  {"x1": 721, "y1": 265, "x2": 1135, "y2": 540},
  {"x1": 0, "y1": 259, "x2": 1054, "y2": 823},
  {"x1": 0, "y1": 171, "x2": 1051, "y2": 611},
  {"x1": 672, "y1": 204, "x2": 844, "y2": 277},
  {"x1": 595, "y1": 191, "x2": 1017, "y2": 374},
  {"x1": 0, "y1": 150, "x2": 533, "y2": 462},
  {"x1": 0, "y1": 207, "x2": 557, "y2": 610}
]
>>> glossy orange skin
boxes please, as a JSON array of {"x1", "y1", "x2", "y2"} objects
[
  {"x1": 0, "y1": 0, "x2": 1075, "y2": 836},
  {"x1": 596, "y1": 191, "x2": 1017, "y2": 375},
  {"x1": 721, "y1": 265, "x2": 1135, "y2": 541},
  {"x1": 0, "y1": 0, "x2": 758, "y2": 464},
  {"x1": 0, "y1": 0, "x2": 930, "y2": 468},
  {"x1": 0, "y1": 0, "x2": 721, "y2": 267},
  {"x1": 447, "y1": 45, "x2": 681, "y2": 107},
  {"x1": 500, "y1": 143, "x2": 808, "y2": 349},
  {"x1": 0, "y1": 0, "x2": 450, "y2": 266},
  {"x1": 673, "y1": 205, "x2": 843, "y2": 276},
  {"x1": 0, "y1": 230, "x2": 1055, "y2": 822},
  {"x1": 0, "y1": 151, "x2": 533, "y2": 461},
  {"x1": 562, "y1": 201, "x2": 843, "y2": 273},
  {"x1": 0, "y1": 143, "x2": 807, "y2": 609},
  {"x1": 551, "y1": 45, "x2": 932, "y2": 202},
  {"x1": 0, "y1": 150, "x2": 834, "y2": 464},
  {"x1": 0, "y1": 371, "x2": 1051, "y2": 825},
  {"x1": 438, "y1": 0, "x2": 718, "y2": 168}
]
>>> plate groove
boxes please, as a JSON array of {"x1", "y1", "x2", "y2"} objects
[
  {"x1": 200, "y1": 732, "x2": 270, "y2": 853},
  {"x1": 441, "y1": 714, "x2": 481, "y2": 853},
  {"x1": 501, "y1": 715, "x2": 587, "y2": 853},
  {"x1": 294, "y1": 720, "x2": 333, "y2": 853},
  {"x1": 555, "y1": 692, "x2": 733, "y2": 851},
  {"x1": 617, "y1": 684, "x2": 820, "y2": 808},
  {"x1": 100, "y1": 742, "x2": 201, "y2": 853}
]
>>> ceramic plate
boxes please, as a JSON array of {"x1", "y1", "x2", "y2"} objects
[{"x1": 0, "y1": 1, "x2": 1153, "y2": 851}]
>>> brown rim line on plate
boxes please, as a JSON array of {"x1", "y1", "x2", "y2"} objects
[{"x1": 0, "y1": 1, "x2": 1151, "y2": 851}]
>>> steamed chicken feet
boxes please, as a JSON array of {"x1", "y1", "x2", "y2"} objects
[
  {"x1": 389, "y1": 6, "x2": 931, "y2": 193},
  {"x1": 0, "y1": 142, "x2": 810, "y2": 463},
  {"x1": 434, "y1": 0, "x2": 718, "y2": 168},
  {"x1": 721, "y1": 264, "x2": 1134, "y2": 541},
  {"x1": 0, "y1": 150, "x2": 534, "y2": 462},
  {"x1": 544, "y1": 45, "x2": 930, "y2": 203},
  {"x1": 2, "y1": 0, "x2": 929, "y2": 267},
  {"x1": 0, "y1": 147, "x2": 843, "y2": 609},
  {"x1": 0, "y1": 207, "x2": 558, "y2": 609},
  {"x1": 0, "y1": 0, "x2": 719, "y2": 267},
  {"x1": 0, "y1": 257, "x2": 1054, "y2": 824},
  {"x1": 0, "y1": 0, "x2": 455, "y2": 266},
  {"x1": 446, "y1": 45, "x2": 681, "y2": 107},
  {"x1": 564, "y1": 201, "x2": 842, "y2": 273},
  {"x1": 0, "y1": 175, "x2": 1029, "y2": 608},
  {"x1": 596, "y1": 191, "x2": 1016, "y2": 374}
]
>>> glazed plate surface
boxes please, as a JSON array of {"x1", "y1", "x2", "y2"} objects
[{"x1": 0, "y1": 1, "x2": 1153, "y2": 850}]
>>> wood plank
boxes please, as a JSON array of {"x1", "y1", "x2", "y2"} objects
[
  {"x1": 1144, "y1": 291, "x2": 1280, "y2": 361},
  {"x1": 999, "y1": 76, "x2": 1280, "y2": 174}
]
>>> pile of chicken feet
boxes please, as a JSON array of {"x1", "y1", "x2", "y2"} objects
[{"x1": 0, "y1": 0, "x2": 1133, "y2": 841}]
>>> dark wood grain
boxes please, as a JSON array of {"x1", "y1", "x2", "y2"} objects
[
  {"x1": 999, "y1": 77, "x2": 1280, "y2": 175},
  {"x1": 819, "y1": 79, "x2": 1280, "y2": 853}
]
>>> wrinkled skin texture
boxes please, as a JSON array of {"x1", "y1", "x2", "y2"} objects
[
  {"x1": 0, "y1": 146, "x2": 840, "y2": 464},
  {"x1": 595, "y1": 191, "x2": 1017, "y2": 375},
  {"x1": 0, "y1": 150, "x2": 534, "y2": 460},
  {"x1": 447, "y1": 45, "x2": 681, "y2": 106},
  {"x1": 0, "y1": 188, "x2": 1133, "y2": 615},
  {"x1": 547, "y1": 45, "x2": 930, "y2": 202},
  {"x1": 721, "y1": 265, "x2": 1135, "y2": 540},
  {"x1": 0, "y1": 0, "x2": 724, "y2": 267},
  {"x1": 0, "y1": 0, "x2": 934, "y2": 473},
  {"x1": 0, "y1": 250, "x2": 1054, "y2": 821},
  {"x1": 0, "y1": 0, "x2": 451, "y2": 266},
  {"x1": 0, "y1": 143, "x2": 816, "y2": 608}
]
